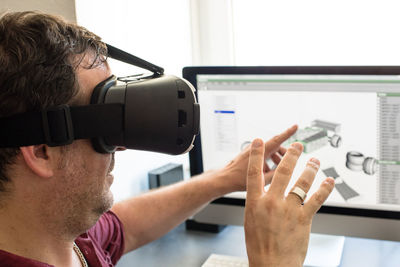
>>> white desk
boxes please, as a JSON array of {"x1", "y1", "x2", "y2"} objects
[{"x1": 116, "y1": 223, "x2": 400, "y2": 267}]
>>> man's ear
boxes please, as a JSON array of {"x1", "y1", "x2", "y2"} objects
[{"x1": 20, "y1": 145, "x2": 54, "y2": 178}]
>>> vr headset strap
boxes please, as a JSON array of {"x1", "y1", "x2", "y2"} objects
[{"x1": 0, "y1": 103, "x2": 123, "y2": 147}]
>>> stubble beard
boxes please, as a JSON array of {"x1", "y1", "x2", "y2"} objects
[
  {"x1": 51, "y1": 151, "x2": 115, "y2": 237},
  {"x1": 97, "y1": 152, "x2": 115, "y2": 214}
]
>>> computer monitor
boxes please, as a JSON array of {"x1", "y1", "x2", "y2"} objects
[{"x1": 184, "y1": 66, "x2": 400, "y2": 241}]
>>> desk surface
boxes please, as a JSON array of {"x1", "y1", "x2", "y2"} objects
[{"x1": 116, "y1": 223, "x2": 400, "y2": 267}]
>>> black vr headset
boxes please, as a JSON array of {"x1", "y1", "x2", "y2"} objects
[{"x1": 0, "y1": 44, "x2": 200, "y2": 155}]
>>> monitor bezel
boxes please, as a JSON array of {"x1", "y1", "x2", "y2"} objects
[{"x1": 184, "y1": 66, "x2": 400, "y2": 220}]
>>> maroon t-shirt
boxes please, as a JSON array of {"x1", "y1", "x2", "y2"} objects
[{"x1": 0, "y1": 210, "x2": 125, "y2": 266}]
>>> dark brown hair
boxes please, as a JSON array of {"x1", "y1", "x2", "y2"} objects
[{"x1": 0, "y1": 11, "x2": 107, "y2": 192}]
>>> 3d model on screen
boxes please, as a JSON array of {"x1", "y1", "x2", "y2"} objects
[
  {"x1": 346, "y1": 151, "x2": 378, "y2": 175},
  {"x1": 240, "y1": 141, "x2": 251, "y2": 151},
  {"x1": 322, "y1": 167, "x2": 360, "y2": 201},
  {"x1": 286, "y1": 120, "x2": 342, "y2": 153}
]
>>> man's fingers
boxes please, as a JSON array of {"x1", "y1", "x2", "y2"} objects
[
  {"x1": 246, "y1": 139, "x2": 266, "y2": 200},
  {"x1": 264, "y1": 170, "x2": 275, "y2": 186},
  {"x1": 263, "y1": 148, "x2": 285, "y2": 173},
  {"x1": 287, "y1": 158, "x2": 320, "y2": 205},
  {"x1": 263, "y1": 162, "x2": 271, "y2": 173},
  {"x1": 278, "y1": 146, "x2": 286, "y2": 156},
  {"x1": 304, "y1": 178, "x2": 335, "y2": 216},
  {"x1": 263, "y1": 125, "x2": 296, "y2": 173},
  {"x1": 264, "y1": 125, "x2": 297, "y2": 156},
  {"x1": 269, "y1": 142, "x2": 303, "y2": 197},
  {"x1": 271, "y1": 153, "x2": 281, "y2": 166}
]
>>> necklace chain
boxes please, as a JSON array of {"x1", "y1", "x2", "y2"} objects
[{"x1": 73, "y1": 242, "x2": 88, "y2": 267}]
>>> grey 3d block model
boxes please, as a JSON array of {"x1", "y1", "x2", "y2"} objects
[
  {"x1": 363, "y1": 157, "x2": 379, "y2": 175},
  {"x1": 312, "y1": 120, "x2": 341, "y2": 133},
  {"x1": 322, "y1": 167, "x2": 360, "y2": 201},
  {"x1": 335, "y1": 181, "x2": 360, "y2": 201},
  {"x1": 290, "y1": 127, "x2": 329, "y2": 153},
  {"x1": 287, "y1": 119, "x2": 342, "y2": 153},
  {"x1": 346, "y1": 151, "x2": 365, "y2": 172},
  {"x1": 312, "y1": 119, "x2": 342, "y2": 148},
  {"x1": 322, "y1": 167, "x2": 340, "y2": 179},
  {"x1": 240, "y1": 141, "x2": 251, "y2": 151},
  {"x1": 345, "y1": 151, "x2": 378, "y2": 175},
  {"x1": 329, "y1": 134, "x2": 342, "y2": 148}
]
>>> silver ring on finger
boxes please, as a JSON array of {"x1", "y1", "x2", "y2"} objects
[{"x1": 289, "y1": 186, "x2": 307, "y2": 204}]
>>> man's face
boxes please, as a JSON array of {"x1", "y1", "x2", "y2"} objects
[{"x1": 51, "y1": 53, "x2": 115, "y2": 228}]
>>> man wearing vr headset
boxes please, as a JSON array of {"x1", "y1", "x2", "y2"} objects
[{"x1": 0, "y1": 11, "x2": 334, "y2": 267}]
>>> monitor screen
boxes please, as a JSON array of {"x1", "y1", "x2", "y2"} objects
[{"x1": 185, "y1": 66, "x2": 400, "y2": 220}]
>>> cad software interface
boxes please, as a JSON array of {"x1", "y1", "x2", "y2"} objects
[{"x1": 197, "y1": 73, "x2": 400, "y2": 211}]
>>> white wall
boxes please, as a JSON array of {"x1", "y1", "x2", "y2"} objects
[
  {"x1": 232, "y1": 0, "x2": 400, "y2": 65},
  {"x1": 75, "y1": 0, "x2": 193, "y2": 201},
  {"x1": 189, "y1": 0, "x2": 400, "y2": 66},
  {"x1": 75, "y1": 0, "x2": 192, "y2": 76},
  {"x1": 189, "y1": 0, "x2": 235, "y2": 65}
]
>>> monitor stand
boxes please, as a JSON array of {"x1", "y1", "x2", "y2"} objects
[{"x1": 304, "y1": 233, "x2": 345, "y2": 267}]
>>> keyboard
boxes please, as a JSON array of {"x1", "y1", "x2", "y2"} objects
[{"x1": 201, "y1": 254, "x2": 248, "y2": 267}]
